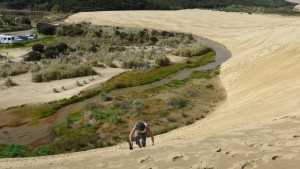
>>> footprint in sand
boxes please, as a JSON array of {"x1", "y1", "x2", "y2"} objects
[
  {"x1": 92, "y1": 161, "x2": 121, "y2": 168},
  {"x1": 140, "y1": 156, "x2": 154, "y2": 163}
]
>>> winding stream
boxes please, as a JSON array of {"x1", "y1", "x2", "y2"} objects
[{"x1": 0, "y1": 36, "x2": 231, "y2": 145}]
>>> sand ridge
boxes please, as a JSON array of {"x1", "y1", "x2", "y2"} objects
[{"x1": 1, "y1": 9, "x2": 300, "y2": 168}]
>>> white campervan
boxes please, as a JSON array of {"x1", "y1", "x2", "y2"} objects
[{"x1": 0, "y1": 35, "x2": 16, "y2": 44}]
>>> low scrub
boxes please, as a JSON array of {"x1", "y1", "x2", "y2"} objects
[
  {"x1": 0, "y1": 144, "x2": 27, "y2": 158},
  {"x1": 91, "y1": 108, "x2": 122, "y2": 124},
  {"x1": 4, "y1": 78, "x2": 17, "y2": 88},
  {"x1": 32, "y1": 64, "x2": 97, "y2": 82},
  {"x1": 173, "y1": 44, "x2": 211, "y2": 57},
  {"x1": 0, "y1": 64, "x2": 28, "y2": 78},
  {"x1": 167, "y1": 96, "x2": 188, "y2": 109}
]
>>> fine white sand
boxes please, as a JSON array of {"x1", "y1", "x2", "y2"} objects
[{"x1": 1, "y1": 9, "x2": 300, "y2": 169}]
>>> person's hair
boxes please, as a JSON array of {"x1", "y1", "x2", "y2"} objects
[{"x1": 136, "y1": 122, "x2": 145, "y2": 131}]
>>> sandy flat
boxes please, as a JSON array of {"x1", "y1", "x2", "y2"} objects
[
  {"x1": 0, "y1": 48, "x2": 30, "y2": 62},
  {"x1": 0, "y1": 67, "x2": 125, "y2": 109},
  {"x1": 1, "y1": 9, "x2": 300, "y2": 168}
]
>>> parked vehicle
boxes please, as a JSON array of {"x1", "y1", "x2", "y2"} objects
[{"x1": 0, "y1": 35, "x2": 16, "y2": 44}]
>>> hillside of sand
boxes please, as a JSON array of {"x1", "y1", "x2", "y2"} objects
[{"x1": 1, "y1": 9, "x2": 300, "y2": 169}]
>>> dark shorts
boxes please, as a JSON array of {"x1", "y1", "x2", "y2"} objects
[{"x1": 134, "y1": 130, "x2": 147, "y2": 147}]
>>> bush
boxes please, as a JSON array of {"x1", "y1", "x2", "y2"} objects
[
  {"x1": 20, "y1": 17, "x2": 31, "y2": 25},
  {"x1": 99, "y1": 92, "x2": 111, "y2": 101},
  {"x1": 0, "y1": 64, "x2": 28, "y2": 78},
  {"x1": 112, "y1": 101, "x2": 128, "y2": 109},
  {"x1": 53, "y1": 88, "x2": 59, "y2": 93},
  {"x1": 91, "y1": 108, "x2": 122, "y2": 124},
  {"x1": 55, "y1": 42, "x2": 68, "y2": 53},
  {"x1": 0, "y1": 144, "x2": 27, "y2": 158},
  {"x1": 46, "y1": 45, "x2": 56, "y2": 51},
  {"x1": 56, "y1": 24, "x2": 84, "y2": 37},
  {"x1": 131, "y1": 100, "x2": 147, "y2": 113},
  {"x1": 32, "y1": 149, "x2": 54, "y2": 157},
  {"x1": 4, "y1": 78, "x2": 17, "y2": 87},
  {"x1": 28, "y1": 63, "x2": 41, "y2": 73},
  {"x1": 25, "y1": 51, "x2": 42, "y2": 61},
  {"x1": 44, "y1": 50, "x2": 59, "y2": 59},
  {"x1": 122, "y1": 59, "x2": 149, "y2": 69},
  {"x1": 32, "y1": 64, "x2": 97, "y2": 82},
  {"x1": 167, "y1": 96, "x2": 187, "y2": 109},
  {"x1": 186, "y1": 87, "x2": 200, "y2": 97},
  {"x1": 36, "y1": 23, "x2": 56, "y2": 35},
  {"x1": 85, "y1": 103, "x2": 104, "y2": 112},
  {"x1": 155, "y1": 56, "x2": 171, "y2": 67},
  {"x1": 32, "y1": 44, "x2": 44, "y2": 53},
  {"x1": 173, "y1": 45, "x2": 211, "y2": 57}
]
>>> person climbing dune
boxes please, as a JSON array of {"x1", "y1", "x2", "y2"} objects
[{"x1": 129, "y1": 122, "x2": 154, "y2": 149}]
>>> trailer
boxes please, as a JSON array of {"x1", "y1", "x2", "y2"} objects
[{"x1": 0, "y1": 35, "x2": 16, "y2": 44}]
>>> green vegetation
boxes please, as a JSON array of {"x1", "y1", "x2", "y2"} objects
[
  {"x1": 0, "y1": 13, "x2": 32, "y2": 32},
  {"x1": 30, "y1": 66, "x2": 225, "y2": 155},
  {"x1": 2, "y1": 0, "x2": 299, "y2": 15},
  {"x1": 101, "y1": 50, "x2": 214, "y2": 91},
  {"x1": 0, "y1": 144, "x2": 27, "y2": 158},
  {"x1": 36, "y1": 23, "x2": 56, "y2": 35}
]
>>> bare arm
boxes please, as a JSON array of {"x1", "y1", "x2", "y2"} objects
[
  {"x1": 147, "y1": 126, "x2": 154, "y2": 146},
  {"x1": 129, "y1": 124, "x2": 137, "y2": 143}
]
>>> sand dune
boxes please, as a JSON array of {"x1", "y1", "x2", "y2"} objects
[{"x1": 1, "y1": 9, "x2": 300, "y2": 168}]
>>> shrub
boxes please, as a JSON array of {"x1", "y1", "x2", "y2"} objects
[
  {"x1": 46, "y1": 45, "x2": 56, "y2": 51},
  {"x1": 32, "y1": 44, "x2": 44, "y2": 53},
  {"x1": 53, "y1": 88, "x2": 59, "y2": 93},
  {"x1": 9, "y1": 119, "x2": 23, "y2": 127},
  {"x1": 0, "y1": 144, "x2": 27, "y2": 158},
  {"x1": 186, "y1": 87, "x2": 200, "y2": 97},
  {"x1": 122, "y1": 59, "x2": 149, "y2": 69},
  {"x1": 112, "y1": 101, "x2": 128, "y2": 109},
  {"x1": 44, "y1": 50, "x2": 59, "y2": 59},
  {"x1": 0, "y1": 64, "x2": 28, "y2": 78},
  {"x1": 155, "y1": 56, "x2": 171, "y2": 67},
  {"x1": 85, "y1": 103, "x2": 104, "y2": 112},
  {"x1": 55, "y1": 42, "x2": 68, "y2": 53},
  {"x1": 32, "y1": 149, "x2": 54, "y2": 157},
  {"x1": 4, "y1": 78, "x2": 17, "y2": 87},
  {"x1": 20, "y1": 17, "x2": 31, "y2": 25},
  {"x1": 99, "y1": 92, "x2": 111, "y2": 101},
  {"x1": 36, "y1": 23, "x2": 56, "y2": 35},
  {"x1": 131, "y1": 100, "x2": 147, "y2": 113},
  {"x1": 76, "y1": 81, "x2": 82, "y2": 86},
  {"x1": 32, "y1": 64, "x2": 97, "y2": 82},
  {"x1": 25, "y1": 51, "x2": 42, "y2": 61},
  {"x1": 28, "y1": 63, "x2": 41, "y2": 73},
  {"x1": 206, "y1": 83, "x2": 214, "y2": 89},
  {"x1": 167, "y1": 96, "x2": 187, "y2": 109},
  {"x1": 56, "y1": 24, "x2": 84, "y2": 37},
  {"x1": 91, "y1": 108, "x2": 122, "y2": 124},
  {"x1": 166, "y1": 114, "x2": 180, "y2": 122},
  {"x1": 173, "y1": 44, "x2": 211, "y2": 57}
]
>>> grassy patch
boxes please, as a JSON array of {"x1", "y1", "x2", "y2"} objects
[
  {"x1": 101, "y1": 50, "x2": 215, "y2": 91},
  {"x1": 0, "y1": 144, "x2": 27, "y2": 158}
]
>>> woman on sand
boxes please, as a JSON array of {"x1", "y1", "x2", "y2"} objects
[{"x1": 129, "y1": 122, "x2": 154, "y2": 148}]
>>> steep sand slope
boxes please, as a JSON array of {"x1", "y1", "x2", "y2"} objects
[{"x1": 1, "y1": 10, "x2": 300, "y2": 168}]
